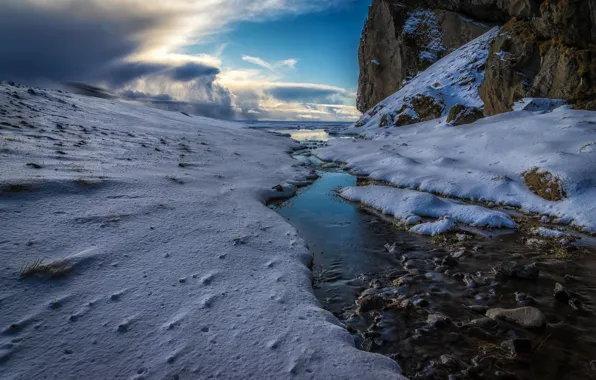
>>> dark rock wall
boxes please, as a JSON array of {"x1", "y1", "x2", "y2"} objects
[{"x1": 357, "y1": 0, "x2": 596, "y2": 115}]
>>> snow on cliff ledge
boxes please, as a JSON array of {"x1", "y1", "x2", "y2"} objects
[
  {"x1": 351, "y1": 28, "x2": 498, "y2": 132},
  {"x1": 0, "y1": 83, "x2": 403, "y2": 379}
]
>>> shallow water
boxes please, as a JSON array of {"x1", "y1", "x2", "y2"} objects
[{"x1": 271, "y1": 129, "x2": 596, "y2": 379}]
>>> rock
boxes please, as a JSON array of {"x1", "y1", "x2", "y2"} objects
[
  {"x1": 446, "y1": 104, "x2": 485, "y2": 126},
  {"x1": 440, "y1": 354, "x2": 457, "y2": 366},
  {"x1": 501, "y1": 338, "x2": 532, "y2": 355},
  {"x1": 441, "y1": 255, "x2": 459, "y2": 268},
  {"x1": 480, "y1": 2, "x2": 596, "y2": 115},
  {"x1": 412, "y1": 298, "x2": 429, "y2": 308},
  {"x1": 427, "y1": 313, "x2": 451, "y2": 328},
  {"x1": 357, "y1": 0, "x2": 492, "y2": 112},
  {"x1": 515, "y1": 292, "x2": 537, "y2": 307},
  {"x1": 357, "y1": 295, "x2": 385, "y2": 313},
  {"x1": 486, "y1": 307, "x2": 547, "y2": 329},
  {"x1": 493, "y1": 261, "x2": 539, "y2": 280},
  {"x1": 467, "y1": 305, "x2": 489, "y2": 314},
  {"x1": 554, "y1": 283, "x2": 570, "y2": 303},
  {"x1": 469, "y1": 318, "x2": 498, "y2": 330}
]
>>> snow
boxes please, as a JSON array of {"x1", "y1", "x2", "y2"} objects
[
  {"x1": 340, "y1": 185, "x2": 516, "y2": 230},
  {"x1": 403, "y1": 10, "x2": 446, "y2": 63},
  {"x1": 410, "y1": 218, "x2": 456, "y2": 236},
  {"x1": 317, "y1": 106, "x2": 596, "y2": 233},
  {"x1": 533, "y1": 227, "x2": 566, "y2": 238},
  {"x1": 0, "y1": 83, "x2": 404, "y2": 379},
  {"x1": 512, "y1": 98, "x2": 566, "y2": 112},
  {"x1": 371, "y1": 59, "x2": 381, "y2": 66},
  {"x1": 352, "y1": 28, "x2": 498, "y2": 131}
]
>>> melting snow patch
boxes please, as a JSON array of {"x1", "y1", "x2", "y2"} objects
[
  {"x1": 340, "y1": 185, "x2": 517, "y2": 230},
  {"x1": 410, "y1": 217, "x2": 456, "y2": 236}
]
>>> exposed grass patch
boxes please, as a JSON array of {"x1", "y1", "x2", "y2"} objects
[
  {"x1": 19, "y1": 259, "x2": 72, "y2": 280},
  {"x1": 522, "y1": 168, "x2": 566, "y2": 201}
]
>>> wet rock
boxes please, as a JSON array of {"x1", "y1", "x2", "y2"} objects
[
  {"x1": 357, "y1": 295, "x2": 385, "y2": 313},
  {"x1": 493, "y1": 261, "x2": 539, "y2": 280},
  {"x1": 463, "y1": 273, "x2": 477, "y2": 288},
  {"x1": 404, "y1": 259, "x2": 435, "y2": 271},
  {"x1": 495, "y1": 370, "x2": 518, "y2": 380},
  {"x1": 441, "y1": 255, "x2": 459, "y2": 268},
  {"x1": 501, "y1": 338, "x2": 532, "y2": 355},
  {"x1": 486, "y1": 307, "x2": 546, "y2": 329},
  {"x1": 467, "y1": 305, "x2": 489, "y2": 314},
  {"x1": 412, "y1": 298, "x2": 429, "y2": 308},
  {"x1": 515, "y1": 292, "x2": 537, "y2": 307},
  {"x1": 440, "y1": 354, "x2": 457, "y2": 366},
  {"x1": 554, "y1": 283, "x2": 570, "y2": 303},
  {"x1": 427, "y1": 313, "x2": 451, "y2": 328}
]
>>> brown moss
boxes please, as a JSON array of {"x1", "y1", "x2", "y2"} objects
[
  {"x1": 522, "y1": 168, "x2": 567, "y2": 201},
  {"x1": 19, "y1": 259, "x2": 72, "y2": 280}
]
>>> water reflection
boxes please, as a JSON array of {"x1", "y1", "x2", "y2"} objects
[{"x1": 272, "y1": 129, "x2": 329, "y2": 142}]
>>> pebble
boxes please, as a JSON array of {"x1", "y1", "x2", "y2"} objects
[
  {"x1": 486, "y1": 307, "x2": 547, "y2": 329},
  {"x1": 427, "y1": 313, "x2": 451, "y2": 328},
  {"x1": 554, "y1": 283, "x2": 570, "y2": 302}
]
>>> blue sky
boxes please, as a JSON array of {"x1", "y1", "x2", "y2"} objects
[
  {"x1": 193, "y1": 1, "x2": 370, "y2": 93},
  {"x1": 0, "y1": 0, "x2": 371, "y2": 121}
]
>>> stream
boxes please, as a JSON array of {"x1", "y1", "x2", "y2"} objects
[{"x1": 270, "y1": 128, "x2": 596, "y2": 380}]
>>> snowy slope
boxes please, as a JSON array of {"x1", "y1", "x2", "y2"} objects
[
  {"x1": 317, "y1": 106, "x2": 596, "y2": 233},
  {"x1": 351, "y1": 28, "x2": 498, "y2": 133},
  {"x1": 0, "y1": 83, "x2": 403, "y2": 379}
]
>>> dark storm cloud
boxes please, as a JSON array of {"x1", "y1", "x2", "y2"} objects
[
  {"x1": 265, "y1": 86, "x2": 345, "y2": 103},
  {"x1": 169, "y1": 63, "x2": 221, "y2": 82},
  {"x1": 0, "y1": 1, "x2": 163, "y2": 82}
]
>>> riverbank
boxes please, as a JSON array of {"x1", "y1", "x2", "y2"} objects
[
  {"x1": 0, "y1": 83, "x2": 403, "y2": 380},
  {"x1": 273, "y1": 133, "x2": 596, "y2": 379}
]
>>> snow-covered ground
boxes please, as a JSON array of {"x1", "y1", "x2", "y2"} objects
[
  {"x1": 317, "y1": 105, "x2": 596, "y2": 234},
  {"x1": 313, "y1": 27, "x2": 596, "y2": 236},
  {"x1": 0, "y1": 83, "x2": 403, "y2": 379}
]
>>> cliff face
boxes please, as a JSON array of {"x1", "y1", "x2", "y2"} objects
[
  {"x1": 357, "y1": 0, "x2": 596, "y2": 115},
  {"x1": 356, "y1": 0, "x2": 491, "y2": 112},
  {"x1": 480, "y1": 0, "x2": 596, "y2": 114}
]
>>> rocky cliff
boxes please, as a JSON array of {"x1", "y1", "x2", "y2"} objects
[
  {"x1": 357, "y1": 0, "x2": 596, "y2": 116},
  {"x1": 356, "y1": 0, "x2": 492, "y2": 112},
  {"x1": 480, "y1": 0, "x2": 596, "y2": 114}
]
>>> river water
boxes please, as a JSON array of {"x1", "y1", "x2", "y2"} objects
[{"x1": 270, "y1": 129, "x2": 596, "y2": 380}]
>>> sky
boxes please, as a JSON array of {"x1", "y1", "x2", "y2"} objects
[{"x1": 0, "y1": 0, "x2": 371, "y2": 121}]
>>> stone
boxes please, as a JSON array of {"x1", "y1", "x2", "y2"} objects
[
  {"x1": 493, "y1": 261, "x2": 539, "y2": 280},
  {"x1": 357, "y1": 295, "x2": 385, "y2": 313},
  {"x1": 515, "y1": 292, "x2": 537, "y2": 307},
  {"x1": 441, "y1": 255, "x2": 459, "y2": 268},
  {"x1": 446, "y1": 104, "x2": 485, "y2": 126},
  {"x1": 486, "y1": 307, "x2": 547, "y2": 329},
  {"x1": 469, "y1": 318, "x2": 498, "y2": 330},
  {"x1": 554, "y1": 283, "x2": 570, "y2": 303},
  {"x1": 427, "y1": 313, "x2": 451, "y2": 328}
]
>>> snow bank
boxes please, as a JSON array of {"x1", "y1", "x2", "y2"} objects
[
  {"x1": 351, "y1": 28, "x2": 498, "y2": 132},
  {"x1": 410, "y1": 218, "x2": 456, "y2": 236},
  {"x1": 340, "y1": 185, "x2": 516, "y2": 231},
  {"x1": 317, "y1": 106, "x2": 596, "y2": 232},
  {"x1": 0, "y1": 83, "x2": 403, "y2": 379}
]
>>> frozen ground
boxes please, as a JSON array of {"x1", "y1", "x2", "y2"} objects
[{"x1": 0, "y1": 83, "x2": 403, "y2": 379}]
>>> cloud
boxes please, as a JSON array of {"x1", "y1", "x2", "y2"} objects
[
  {"x1": 242, "y1": 56, "x2": 275, "y2": 72},
  {"x1": 0, "y1": 0, "x2": 360, "y2": 121}
]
